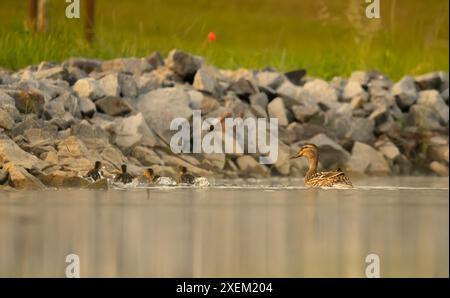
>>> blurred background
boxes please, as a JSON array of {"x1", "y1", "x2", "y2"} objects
[{"x1": 0, "y1": 0, "x2": 448, "y2": 80}]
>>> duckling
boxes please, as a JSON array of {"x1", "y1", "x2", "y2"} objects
[
  {"x1": 179, "y1": 166, "x2": 196, "y2": 185},
  {"x1": 85, "y1": 161, "x2": 103, "y2": 181},
  {"x1": 114, "y1": 164, "x2": 134, "y2": 184},
  {"x1": 142, "y1": 168, "x2": 161, "y2": 184},
  {"x1": 291, "y1": 144, "x2": 353, "y2": 188}
]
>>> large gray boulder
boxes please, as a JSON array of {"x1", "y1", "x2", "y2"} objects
[
  {"x1": 98, "y1": 73, "x2": 121, "y2": 97},
  {"x1": 417, "y1": 90, "x2": 449, "y2": 125},
  {"x1": 267, "y1": 97, "x2": 289, "y2": 126},
  {"x1": 113, "y1": 112, "x2": 157, "y2": 149},
  {"x1": 346, "y1": 142, "x2": 390, "y2": 175},
  {"x1": 407, "y1": 104, "x2": 442, "y2": 131},
  {"x1": 137, "y1": 87, "x2": 192, "y2": 144},
  {"x1": 166, "y1": 49, "x2": 203, "y2": 80},
  {"x1": 392, "y1": 76, "x2": 418, "y2": 109},
  {"x1": 101, "y1": 57, "x2": 151, "y2": 74},
  {"x1": 302, "y1": 79, "x2": 339, "y2": 109},
  {"x1": 0, "y1": 108, "x2": 14, "y2": 130},
  {"x1": 73, "y1": 78, "x2": 105, "y2": 100},
  {"x1": 95, "y1": 96, "x2": 133, "y2": 117}
]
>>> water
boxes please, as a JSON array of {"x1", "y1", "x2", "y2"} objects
[{"x1": 0, "y1": 177, "x2": 448, "y2": 278}]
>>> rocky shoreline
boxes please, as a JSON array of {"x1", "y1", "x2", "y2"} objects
[{"x1": 0, "y1": 49, "x2": 449, "y2": 190}]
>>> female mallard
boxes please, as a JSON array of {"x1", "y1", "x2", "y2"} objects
[
  {"x1": 291, "y1": 144, "x2": 353, "y2": 188},
  {"x1": 114, "y1": 164, "x2": 134, "y2": 184},
  {"x1": 85, "y1": 161, "x2": 103, "y2": 181}
]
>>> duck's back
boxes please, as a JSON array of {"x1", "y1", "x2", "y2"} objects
[{"x1": 305, "y1": 170, "x2": 353, "y2": 188}]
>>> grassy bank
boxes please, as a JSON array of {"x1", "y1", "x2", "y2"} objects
[{"x1": 0, "y1": 0, "x2": 448, "y2": 80}]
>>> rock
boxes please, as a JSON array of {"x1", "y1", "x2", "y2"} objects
[
  {"x1": 0, "y1": 136, "x2": 42, "y2": 169},
  {"x1": 273, "y1": 142, "x2": 291, "y2": 175},
  {"x1": 407, "y1": 104, "x2": 441, "y2": 131},
  {"x1": 3, "y1": 163, "x2": 46, "y2": 190},
  {"x1": 249, "y1": 92, "x2": 269, "y2": 110},
  {"x1": 119, "y1": 73, "x2": 138, "y2": 98},
  {"x1": 414, "y1": 72, "x2": 443, "y2": 90},
  {"x1": 430, "y1": 161, "x2": 449, "y2": 176},
  {"x1": 79, "y1": 97, "x2": 97, "y2": 118},
  {"x1": 113, "y1": 112, "x2": 157, "y2": 149},
  {"x1": 228, "y1": 78, "x2": 258, "y2": 100},
  {"x1": 298, "y1": 133, "x2": 350, "y2": 169},
  {"x1": 236, "y1": 155, "x2": 269, "y2": 177},
  {"x1": 0, "y1": 108, "x2": 14, "y2": 130},
  {"x1": 193, "y1": 66, "x2": 221, "y2": 96},
  {"x1": 255, "y1": 71, "x2": 285, "y2": 89},
  {"x1": 85, "y1": 178, "x2": 109, "y2": 190},
  {"x1": 346, "y1": 142, "x2": 390, "y2": 175},
  {"x1": 349, "y1": 71, "x2": 370, "y2": 86},
  {"x1": 441, "y1": 88, "x2": 449, "y2": 104},
  {"x1": 267, "y1": 97, "x2": 289, "y2": 126},
  {"x1": 101, "y1": 57, "x2": 151, "y2": 74},
  {"x1": 302, "y1": 79, "x2": 339, "y2": 109},
  {"x1": 417, "y1": 90, "x2": 449, "y2": 124},
  {"x1": 281, "y1": 122, "x2": 304, "y2": 144},
  {"x1": 95, "y1": 96, "x2": 133, "y2": 117},
  {"x1": 145, "y1": 51, "x2": 165, "y2": 69},
  {"x1": 428, "y1": 139, "x2": 449, "y2": 164},
  {"x1": 43, "y1": 92, "x2": 80, "y2": 119},
  {"x1": 291, "y1": 104, "x2": 320, "y2": 123},
  {"x1": 201, "y1": 153, "x2": 226, "y2": 171},
  {"x1": 284, "y1": 69, "x2": 306, "y2": 86},
  {"x1": 276, "y1": 80, "x2": 300, "y2": 100},
  {"x1": 34, "y1": 66, "x2": 68, "y2": 81},
  {"x1": 343, "y1": 80, "x2": 369, "y2": 102},
  {"x1": 73, "y1": 78, "x2": 105, "y2": 100},
  {"x1": 0, "y1": 168, "x2": 8, "y2": 184},
  {"x1": 57, "y1": 136, "x2": 91, "y2": 159},
  {"x1": 348, "y1": 117, "x2": 375, "y2": 143},
  {"x1": 11, "y1": 90, "x2": 45, "y2": 115},
  {"x1": 392, "y1": 76, "x2": 418, "y2": 109},
  {"x1": 166, "y1": 49, "x2": 203, "y2": 80},
  {"x1": 188, "y1": 90, "x2": 220, "y2": 114},
  {"x1": 374, "y1": 137, "x2": 400, "y2": 160},
  {"x1": 41, "y1": 170, "x2": 90, "y2": 188},
  {"x1": 135, "y1": 74, "x2": 161, "y2": 95},
  {"x1": 137, "y1": 87, "x2": 192, "y2": 144},
  {"x1": 99, "y1": 73, "x2": 121, "y2": 97},
  {"x1": 0, "y1": 90, "x2": 15, "y2": 106},
  {"x1": 64, "y1": 57, "x2": 101, "y2": 73},
  {"x1": 131, "y1": 146, "x2": 163, "y2": 166}
]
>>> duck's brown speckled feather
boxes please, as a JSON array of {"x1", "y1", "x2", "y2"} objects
[{"x1": 305, "y1": 170, "x2": 353, "y2": 188}]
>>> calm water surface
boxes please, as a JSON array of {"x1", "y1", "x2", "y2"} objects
[{"x1": 0, "y1": 177, "x2": 448, "y2": 277}]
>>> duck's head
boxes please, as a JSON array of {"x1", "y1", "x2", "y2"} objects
[
  {"x1": 121, "y1": 164, "x2": 127, "y2": 173},
  {"x1": 94, "y1": 161, "x2": 102, "y2": 170},
  {"x1": 180, "y1": 166, "x2": 188, "y2": 174},
  {"x1": 290, "y1": 144, "x2": 318, "y2": 160},
  {"x1": 144, "y1": 168, "x2": 154, "y2": 179}
]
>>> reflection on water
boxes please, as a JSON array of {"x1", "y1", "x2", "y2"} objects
[{"x1": 0, "y1": 177, "x2": 448, "y2": 277}]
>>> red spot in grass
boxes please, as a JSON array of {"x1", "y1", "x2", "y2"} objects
[{"x1": 207, "y1": 32, "x2": 216, "y2": 43}]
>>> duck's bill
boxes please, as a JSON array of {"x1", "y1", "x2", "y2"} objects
[{"x1": 289, "y1": 155, "x2": 299, "y2": 159}]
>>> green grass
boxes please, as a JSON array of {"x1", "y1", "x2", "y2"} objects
[{"x1": 0, "y1": 0, "x2": 448, "y2": 80}]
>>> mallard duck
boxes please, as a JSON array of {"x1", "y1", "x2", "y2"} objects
[
  {"x1": 291, "y1": 144, "x2": 353, "y2": 188},
  {"x1": 142, "y1": 168, "x2": 161, "y2": 184},
  {"x1": 179, "y1": 166, "x2": 196, "y2": 184},
  {"x1": 85, "y1": 161, "x2": 103, "y2": 181},
  {"x1": 114, "y1": 164, "x2": 134, "y2": 184}
]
